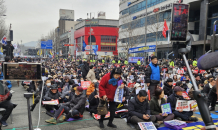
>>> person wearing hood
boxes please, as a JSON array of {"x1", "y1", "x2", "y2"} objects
[
  {"x1": 44, "y1": 84, "x2": 64, "y2": 113},
  {"x1": 167, "y1": 86, "x2": 198, "y2": 121},
  {"x1": 163, "y1": 78, "x2": 173, "y2": 96},
  {"x1": 145, "y1": 56, "x2": 161, "y2": 98},
  {"x1": 99, "y1": 68, "x2": 124, "y2": 128},
  {"x1": 45, "y1": 86, "x2": 86, "y2": 124}
]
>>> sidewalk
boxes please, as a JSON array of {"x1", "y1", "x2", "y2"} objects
[{"x1": 3, "y1": 82, "x2": 133, "y2": 130}]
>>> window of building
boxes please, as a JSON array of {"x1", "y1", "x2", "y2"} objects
[{"x1": 101, "y1": 36, "x2": 117, "y2": 43}]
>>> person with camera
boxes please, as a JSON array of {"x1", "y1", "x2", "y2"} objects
[
  {"x1": 98, "y1": 68, "x2": 124, "y2": 128},
  {"x1": 45, "y1": 86, "x2": 86, "y2": 124}
]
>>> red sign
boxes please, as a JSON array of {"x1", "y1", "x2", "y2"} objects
[
  {"x1": 81, "y1": 81, "x2": 91, "y2": 90},
  {"x1": 153, "y1": 8, "x2": 160, "y2": 12},
  {"x1": 200, "y1": 70, "x2": 206, "y2": 74},
  {"x1": 64, "y1": 44, "x2": 74, "y2": 46},
  {"x1": 182, "y1": 92, "x2": 190, "y2": 100},
  {"x1": 86, "y1": 52, "x2": 89, "y2": 55},
  {"x1": 177, "y1": 70, "x2": 184, "y2": 74}
]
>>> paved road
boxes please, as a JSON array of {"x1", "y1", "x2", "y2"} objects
[{"x1": 2, "y1": 82, "x2": 216, "y2": 130}]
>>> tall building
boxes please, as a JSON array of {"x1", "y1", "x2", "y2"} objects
[
  {"x1": 58, "y1": 9, "x2": 78, "y2": 57},
  {"x1": 74, "y1": 19, "x2": 119, "y2": 58},
  {"x1": 119, "y1": 0, "x2": 218, "y2": 59}
]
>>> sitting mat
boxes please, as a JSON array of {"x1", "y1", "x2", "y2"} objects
[
  {"x1": 195, "y1": 112, "x2": 218, "y2": 119},
  {"x1": 66, "y1": 117, "x2": 82, "y2": 122},
  {"x1": 158, "y1": 120, "x2": 218, "y2": 130}
]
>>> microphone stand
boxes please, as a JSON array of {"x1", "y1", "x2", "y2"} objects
[{"x1": 179, "y1": 48, "x2": 216, "y2": 130}]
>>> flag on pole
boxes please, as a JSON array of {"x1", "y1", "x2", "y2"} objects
[
  {"x1": 37, "y1": 50, "x2": 39, "y2": 55},
  {"x1": 1, "y1": 35, "x2": 7, "y2": 46},
  {"x1": 50, "y1": 50, "x2": 53, "y2": 55},
  {"x1": 40, "y1": 50, "x2": 42, "y2": 56},
  {"x1": 162, "y1": 20, "x2": 168, "y2": 38}
]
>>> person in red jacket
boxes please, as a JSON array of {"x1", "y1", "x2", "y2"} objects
[{"x1": 99, "y1": 67, "x2": 124, "y2": 128}]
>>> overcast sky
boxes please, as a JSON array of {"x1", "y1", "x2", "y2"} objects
[{"x1": 4, "y1": 0, "x2": 119, "y2": 44}]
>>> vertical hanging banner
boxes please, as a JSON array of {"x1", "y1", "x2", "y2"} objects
[{"x1": 170, "y1": 3, "x2": 189, "y2": 42}]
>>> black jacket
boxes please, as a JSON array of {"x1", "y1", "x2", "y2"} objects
[
  {"x1": 128, "y1": 97, "x2": 150, "y2": 122},
  {"x1": 123, "y1": 87, "x2": 130, "y2": 100},
  {"x1": 88, "y1": 90, "x2": 99, "y2": 113},
  {"x1": 163, "y1": 82, "x2": 173, "y2": 96},
  {"x1": 150, "y1": 97, "x2": 166, "y2": 115},
  {"x1": 167, "y1": 93, "x2": 184, "y2": 112},
  {"x1": 81, "y1": 62, "x2": 89, "y2": 77},
  {"x1": 145, "y1": 64, "x2": 161, "y2": 84},
  {"x1": 203, "y1": 83, "x2": 211, "y2": 96},
  {"x1": 63, "y1": 93, "x2": 86, "y2": 114},
  {"x1": 44, "y1": 90, "x2": 63, "y2": 101}
]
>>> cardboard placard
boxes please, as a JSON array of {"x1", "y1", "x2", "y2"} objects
[
  {"x1": 81, "y1": 81, "x2": 91, "y2": 90},
  {"x1": 161, "y1": 103, "x2": 172, "y2": 115},
  {"x1": 138, "y1": 122, "x2": 157, "y2": 130},
  {"x1": 176, "y1": 100, "x2": 198, "y2": 111},
  {"x1": 42, "y1": 99, "x2": 59, "y2": 105}
]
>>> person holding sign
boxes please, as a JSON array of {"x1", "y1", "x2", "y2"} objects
[
  {"x1": 98, "y1": 68, "x2": 124, "y2": 128},
  {"x1": 127, "y1": 90, "x2": 159, "y2": 128},
  {"x1": 150, "y1": 89, "x2": 174, "y2": 124},
  {"x1": 167, "y1": 86, "x2": 198, "y2": 121}
]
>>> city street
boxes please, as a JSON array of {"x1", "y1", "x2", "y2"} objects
[{"x1": 2, "y1": 82, "x2": 215, "y2": 130}]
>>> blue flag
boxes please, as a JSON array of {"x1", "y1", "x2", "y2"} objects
[
  {"x1": 82, "y1": 41, "x2": 86, "y2": 51},
  {"x1": 93, "y1": 45, "x2": 98, "y2": 55}
]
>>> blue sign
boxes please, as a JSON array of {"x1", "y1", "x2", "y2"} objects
[
  {"x1": 128, "y1": 57, "x2": 144, "y2": 63},
  {"x1": 41, "y1": 40, "x2": 53, "y2": 49},
  {"x1": 128, "y1": 45, "x2": 156, "y2": 54}
]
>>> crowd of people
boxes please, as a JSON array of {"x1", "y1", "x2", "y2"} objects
[{"x1": 0, "y1": 55, "x2": 218, "y2": 130}]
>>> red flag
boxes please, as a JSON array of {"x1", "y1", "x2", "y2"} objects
[{"x1": 162, "y1": 20, "x2": 168, "y2": 38}]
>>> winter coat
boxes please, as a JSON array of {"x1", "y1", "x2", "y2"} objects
[
  {"x1": 62, "y1": 84, "x2": 72, "y2": 96},
  {"x1": 86, "y1": 69, "x2": 96, "y2": 81},
  {"x1": 99, "y1": 72, "x2": 120, "y2": 101},
  {"x1": 145, "y1": 63, "x2": 161, "y2": 84},
  {"x1": 44, "y1": 90, "x2": 64, "y2": 101},
  {"x1": 81, "y1": 62, "x2": 89, "y2": 78},
  {"x1": 203, "y1": 83, "x2": 211, "y2": 96},
  {"x1": 163, "y1": 82, "x2": 173, "y2": 96},
  {"x1": 88, "y1": 90, "x2": 99, "y2": 114},
  {"x1": 127, "y1": 96, "x2": 150, "y2": 122},
  {"x1": 123, "y1": 86, "x2": 130, "y2": 101},
  {"x1": 150, "y1": 97, "x2": 166, "y2": 115},
  {"x1": 86, "y1": 83, "x2": 95, "y2": 96},
  {"x1": 62, "y1": 93, "x2": 86, "y2": 114},
  {"x1": 128, "y1": 92, "x2": 136, "y2": 101},
  {"x1": 167, "y1": 93, "x2": 184, "y2": 112}
]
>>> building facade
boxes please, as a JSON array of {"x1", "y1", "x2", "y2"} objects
[
  {"x1": 119, "y1": 0, "x2": 218, "y2": 59},
  {"x1": 74, "y1": 19, "x2": 119, "y2": 59}
]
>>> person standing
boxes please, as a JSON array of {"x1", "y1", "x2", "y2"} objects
[
  {"x1": 145, "y1": 56, "x2": 161, "y2": 98},
  {"x1": 99, "y1": 68, "x2": 124, "y2": 128},
  {"x1": 86, "y1": 65, "x2": 96, "y2": 81},
  {"x1": 193, "y1": 58, "x2": 198, "y2": 67}
]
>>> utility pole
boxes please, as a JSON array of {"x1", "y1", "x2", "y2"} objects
[
  {"x1": 144, "y1": 0, "x2": 148, "y2": 65},
  {"x1": 203, "y1": 0, "x2": 209, "y2": 54}
]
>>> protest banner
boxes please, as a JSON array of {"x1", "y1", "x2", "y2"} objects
[
  {"x1": 94, "y1": 112, "x2": 110, "y2": 120},
  {"x1": 182, "y1": 92, "x2": 190, "y2": 100},
  {"x1": 138, "y1": 122, "x2": 157, "y2": 130},
  {"x1": 42, "y1": 99, "x2": 59, "y2": 105},
  {"x1": 81, "y1": 81, "x2": 91, "y2": 90},
  {"x1": 161, "y1": 103, "x2": 172, "y2": 115},
  {"x1": 114, "y1": 80, "x2": 124, "y2": 103},
  {"x1": 176, "y1": 100, "x2": 198, "y2": 111}
]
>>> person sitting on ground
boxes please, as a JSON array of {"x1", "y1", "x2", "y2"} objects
[
  {"x1": 150, "y1": 89, "x2": 174, "y2": 124},
  {"x1": 45, "y1": 86, "x2": 86, "y2": 124},
  {"x1": 0, "y1": 82, "x2": 15, "y2": 127},
  {"x1": 88, "y1": 84, "x2": 99, "y2": 115},
  {"x1": 127, "y1": 90, "x2": 159, "y2": 128},
  {"x1": 62, "y1": 79, "x2": 75, "y2": 102},
  {"x1": 44, "y1": 84, "x2": 64, "y2": 114},
  {"x1": 167, "y1": 86, "x2": 198, "y2": 121},
  {"x1": 163, "y1": 78, "x2": 173, "y2": 97},
  {"x1": 86, "y1": 80, "x2": 98, "y2": 97}
]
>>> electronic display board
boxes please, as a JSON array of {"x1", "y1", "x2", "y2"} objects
[{"x1": 170, "y1": 4, "x2": 189, "y2": 42}]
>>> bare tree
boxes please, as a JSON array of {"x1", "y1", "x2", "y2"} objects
[
  {"x1": 147, "y1": 11, "x2": 171, "y2": 54},
  {"x1": 119, "y1": 15, "x2": 144, "y2": 59}
]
